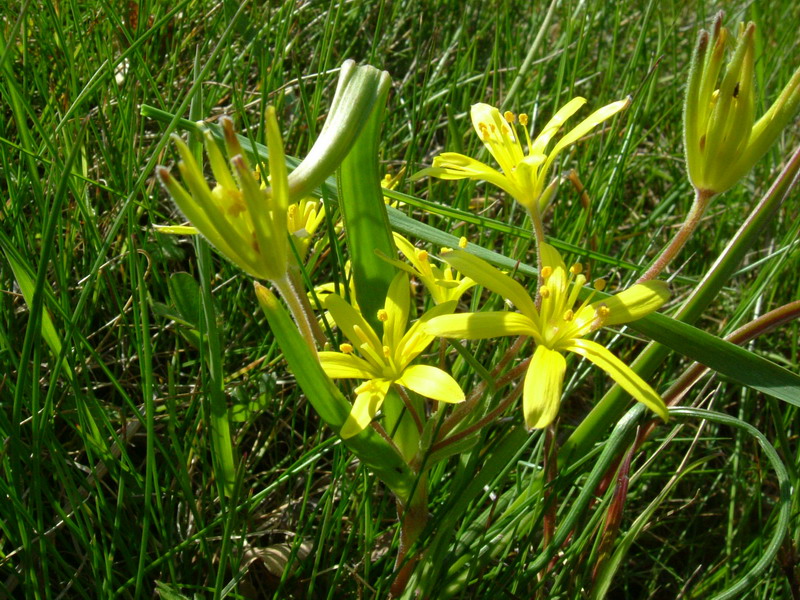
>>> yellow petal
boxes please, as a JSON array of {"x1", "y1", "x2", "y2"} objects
[
  {"x1": 441, "y1": 250, "x2": 538, "y2": 318},
  {"x1": 384, "y1": 272, "x2": 410, "y2": 350},
  {"x1": 340, "y1": 379, "x2": 391, "y2": 438},
  {"x1": 153, "y1": 225, "x2": 199, "y2": 235},
  {"x1": 424, "y1": 311, "x2": 537, "y2": 340},
  {"x1": 396, "y1": 364, "x2": 465, "y2": 403},
  {"x1": 538, "y1": 243, "x2": 568, "y2": 302},
  {"x1": 549, "y1": 98, "x2": 629, "y2": 158},
  {"x1": 530, "y1": 97, "x2": 587, "y2": 155},
  {"x1": 565, "y1": 338, "x2": 668, "y2": 422},
  {"x1": 324, "y1": 294, "x2": 382, "y2": 353},
  {"x1": 523, "y1": 345, "x2": 566, "y2": 429},
  {"x1": 318, "y1": 351, "x2": 377, "y2": 379},
  {"x1": 427, "y1": 152, "x2": 522, "y2": 199},
  {"x1": 159, "y1": 162, "x2": 257, "y2": 275},
  {"x1": 397, "y1": 301, "x2": 458, "y2": 365},
  {"x1": 470, "y1": 103, "x2": 525, "y2": 174},
  {"x1": 595, "y1": 280, "x2": 670, "y2": 326}
]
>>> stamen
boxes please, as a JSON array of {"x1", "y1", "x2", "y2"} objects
[
  {"x1": 383, "y1": 345, "x2": 391, "y2": 358},
  {"x1": 519, "y1": 113, "x2": 529, "y2": 126},
  {"x1": 540, "y1": 266, "x2": 553, "y2": 279},
  {"x1": 458, "y1": 236, "x2": 468, "y2": 248},
  {"x1": 339, "y1": 343, "x2": 354, "y2": 354},
  {"x1": 593, "y1": 278, "x2": 607, "y2": 292},
  {"x1": 590, "y1": 305, "x2": 611, "y2": 332},
  {"x1": 479, "y1": 123, "x2": 491, "y2": 141},
  {"x1": 570, "y1": 263, "x2": 583, "y2": 275},
  {"x1": 563, "y1": 309, "x2": 574, "y2": 321},
  {"x1": 417, "y1": 249, "x2": 429, "y2": 263},
  {"x1": 539, "y1": 285, "x2": 551, "y2": 299},
  {"x1": 377, "y1": 309, "x2": 389, "y2": 322},
  {"x1": 503, "y1": 110, "x2": 516, "y2": 123},
  {"x1": 565, "y1": 273, "x2": 586, "y2": 310}
]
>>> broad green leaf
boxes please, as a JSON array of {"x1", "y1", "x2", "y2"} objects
[
  {"x1": 168, "y1": 271, "x2": 202, "y2": 327},
  {"x1": 336, "y1": 70, "x2": 396, "y2": 333}
]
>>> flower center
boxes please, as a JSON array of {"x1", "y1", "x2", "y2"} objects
[{"x1": 536, "y1": 261, "x2": 612, "y2": 347}]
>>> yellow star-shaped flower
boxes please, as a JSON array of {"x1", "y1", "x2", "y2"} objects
[
  {"x1": 319, "y1": 272, "x2": 465, "y2": 438},
  {"x1": 425, "y1": 244, "x2": 670, "y2": 429},
  {"x1": 414, "y1": 98, "x2": 629, "y2": 215}
]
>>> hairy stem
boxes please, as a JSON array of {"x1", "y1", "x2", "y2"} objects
[
  {"x1": 273, "y1": 274, "x2": 322, "y2": 353},
  {"x1": 637, "y1": 187, "x2": 715, "y2": 283},
  {"x1": 435, "y1": 335, "x2": 529, "y2": 442}
]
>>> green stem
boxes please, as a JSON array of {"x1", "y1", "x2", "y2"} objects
[{"x1": 395, "y1": 385, "x2": 425, "y2": 435}]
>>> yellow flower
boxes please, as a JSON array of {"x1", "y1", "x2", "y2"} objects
[
  {"x1": 425, "y1": 244, "x2": 670, "y2": 429},
  {"x1": 684, "y1": 14, "x2": 800, "y2": 196},
  {"x1": 384, "y1": 233, "x2": 475, "y2": 305},
  {"x1": 414, "y1": 98, "x2": 629, "y2": 214},
  {"x1": 156, "y1": 109, "x2": 289, "y2": 282},
  {"x1": 287, "y1": 196, "x2": 325, "y2": 261},
  {"x1": 381, "y1": 167, "x2": 406, "y2": 208},
  {"x1": 319, "y1": 272, "x2": 465, "y2": 438}
]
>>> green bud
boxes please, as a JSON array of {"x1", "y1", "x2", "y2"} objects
[
  {"x1": 288, "y1": 60, "x2": 392, "y2": 201},
  {"x1": 684, "y1": 12, "x2": 800, "y2": 196}
]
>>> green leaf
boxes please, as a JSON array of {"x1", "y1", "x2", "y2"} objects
[
  {"x1": 168, "y1": 271, "x2": 202, "y2": 327},
  {"x1": 336, "y1": 69, "x2": 396, "y2": 333},
  {"x1": 628, "y1": 312, "x2": 800, "y2": 407}
]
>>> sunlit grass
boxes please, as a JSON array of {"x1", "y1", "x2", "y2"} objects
[{"x1": 1, "y1": 1, "x2": 799, "y2": 598}]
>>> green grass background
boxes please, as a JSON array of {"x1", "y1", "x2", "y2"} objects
[{"x1": 1, "y1": 0, "x2": 799, "y2": 598}]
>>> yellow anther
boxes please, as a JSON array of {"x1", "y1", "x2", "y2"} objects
[
  {"x1": 417, "y1": 249, "x2": 429, "y2": 262},
  {"x1": 539, "y1": 285, "x2": 551, "y2": 299},
  {"x1": 597, "y1": 306, "x2": 611, "y2": 318},
  {"x1": 441, "y1": 246, "x2": 453, "y2": 254},
  {"x1": 593, "y1": 278, "x2": 607, "y2": 292},
  {"x1": 339, "y1": 343, "x2": 354, "y2": 354},
  {"x1": 570, "y1": 263, "x2": 583, "y2": 275},
  {"x1": 458, "y1": 236, "x2": 468, "y2": 248},
  {"x1": 540, "y1": 266, "x2": 553, "y2": 279},
  {"x1": 563, "y1": 309, "x2": 574, "y2": 321},
  {"x1": 377, "y1": 309, "x2": 389, "y2": 322},
  {"x1": 503, "y1": 110, "x2": 516, "y2": 123},
  {"x1": 519, "y1": 113, "x2": 529, "y2": 126},
  {"x1": 383, "y1": 345, "x2": 391, "y2": 358},
  {"x1": 479, "y1": 123, "x2": 491, "y2": 141}
]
